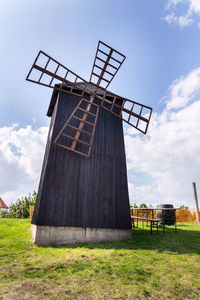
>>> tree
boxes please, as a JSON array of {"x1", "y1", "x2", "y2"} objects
[
  {"x1": 130, "y1": 203, "x2": 138, "y2": 208},
  {"x1": 4, "y1": 191, "x2": 37, "y2": 219},
  {"x1": 139, "y1": 203, "x2": 148, "y2": 208},
  {"x1": 179, "y1": 205, "x2": 189, "y2": 210}
]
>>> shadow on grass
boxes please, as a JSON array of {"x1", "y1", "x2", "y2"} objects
[{"x1": 52, "y1": 224, "x2": 200, "y2": 255}]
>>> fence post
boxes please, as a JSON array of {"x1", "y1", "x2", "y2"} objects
[{"x1": 192, "y1": 182, "x2": 200, "y2": 222}]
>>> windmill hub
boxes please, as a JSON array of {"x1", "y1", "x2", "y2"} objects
[{"x1": 27, "y1": 41, "x2": 152, "y2": 245}]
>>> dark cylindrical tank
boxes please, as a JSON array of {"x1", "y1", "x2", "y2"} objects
[{"x1": 156, "y1": 204, "x2": 176, "y2": 225}]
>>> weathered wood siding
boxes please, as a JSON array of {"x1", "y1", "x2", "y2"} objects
[{"x1": 32, "y1": 91, "x2": 131, "y2": 229}]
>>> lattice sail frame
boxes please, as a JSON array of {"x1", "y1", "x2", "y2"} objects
[
  {"x1": 90, "y1": 41, "x2": 126, "y2": 89},
  {"x1": 26, "y1": 41, "x2": 152, "y2": 157},
  {"x1": 54, "y1": 98, "x2": 99, "y2": 157}
]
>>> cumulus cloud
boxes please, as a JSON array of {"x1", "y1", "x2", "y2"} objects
[
  {"x1": 125, "y1": 67, "x2": 200, "y2": 208},
  {"x1": 128, "y1": 182, "x2": 161, "y2": 206},
  {"x1": 164, "y1": 13, "x2": 193, "y2": 28},
  {"x1": 166, "y1": 0, "x2": 186, "y2": 9},
  {"x1": 190, "y1": 0, "x2": 200, "y2": 14},
  {"x1": 166, "y1": 67, "x2": 200, "y2": 110},
  {"x1": 0, "y1": 124, "x2": 48, "y2": 205},
  {"x1": 164, "y1": 0, "x2": 200, "y2": 29}
]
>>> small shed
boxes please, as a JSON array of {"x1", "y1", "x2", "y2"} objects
[{"x1": 0, "y1": 197, "x2": 9, "y2": 211}]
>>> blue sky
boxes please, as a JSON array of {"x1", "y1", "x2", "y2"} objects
[{"x1": 1, "y1": 0, "x2": 200, "y2": 207}]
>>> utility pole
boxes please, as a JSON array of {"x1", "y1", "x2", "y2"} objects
[{"x1": 192, "y1": 182, "x2": 200, "y2": 222}]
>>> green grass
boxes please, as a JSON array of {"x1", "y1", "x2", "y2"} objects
[{"x1": 0, "y1": 219, "x2": 199, "y2": 299}]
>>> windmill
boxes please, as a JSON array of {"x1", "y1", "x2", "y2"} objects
[{"x1": 27, "y1": 41, "x2": 152, "y2": 245}]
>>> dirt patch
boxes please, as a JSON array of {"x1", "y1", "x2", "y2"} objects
[
  {"x1": 0, "y1": 278, "x2": 92, "y2": 300},
  {"x1": 0, "y1": 278, "x2": 126, "y2": 300},
  {"x1": 0, "y1": 280, "x2": 49, "y2": 300}
]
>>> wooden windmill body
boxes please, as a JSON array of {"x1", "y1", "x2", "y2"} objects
[{"x1": 27, "y1": 42, "x2": 152, "y2": 245}]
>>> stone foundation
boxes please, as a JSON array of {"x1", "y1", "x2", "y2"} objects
[{"x1": 31, "y1": 225, "x2": 132, "y2": 246}]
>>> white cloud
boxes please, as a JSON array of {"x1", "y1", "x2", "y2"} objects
[
  {"x1": 128, "y1": 182, "x2": 161, "y2": 206},
  {"x1": 166, "y1": 0, "x2": 185, "y2": 7},
  {"x1": 166, "y1": 67, "x2": 200, "y2": 110},
  {"x1": 125, "y1": 66, "x2": 200, "y2": 208},
  {"x1": 164, "y1": 13, "x2": 193, "y2": 28},
  {"x1": 164, "y1": 0, "x2": 200, "y2": 29},
  {"x1": 0, "y1": 124, "x2": 48, "y2": 205},
  {"x1": 190, "y1": 0, "x2": 200, "y2": 14}
]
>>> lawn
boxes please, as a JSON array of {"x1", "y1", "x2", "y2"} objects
[{"x1": 0, "y1": 219, "x2": 199, "y2": 300}]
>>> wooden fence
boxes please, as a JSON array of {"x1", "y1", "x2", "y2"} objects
[{"x1": 130, "y1": 208, "x2": 197, "y2": 222}]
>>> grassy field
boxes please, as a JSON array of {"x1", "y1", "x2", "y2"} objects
[{"x1": 0, "y1": 219, "x2": 199, "y2": 300}]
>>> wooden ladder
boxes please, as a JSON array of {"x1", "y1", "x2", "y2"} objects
[{"x1": 54, "y1": 97, "x2": 99, "y2": 157}]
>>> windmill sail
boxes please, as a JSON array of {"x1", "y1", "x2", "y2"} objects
[
  {"x1": 26, "y1": 43, "x2": 152, "y2": 157},
  {"x1": 90, "y1": 41, "x2": 126, "y2": 89},
  {"x1": 26, "y1": 50, "x2": 91, "y2": 97},
  {"x1": 99, "y1": 91, "x2": 152, "y2": 134},
  {"x1": 54, "y1": 97, "x2": 99, "y2": 157}
]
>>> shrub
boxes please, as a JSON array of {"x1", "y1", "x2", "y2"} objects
[
  {"x1": 4, "y1": 191, "x2": 37, "y2": 219},
  {"x1": 176, "y1": 208, "x2": 196, "y2": 222}
]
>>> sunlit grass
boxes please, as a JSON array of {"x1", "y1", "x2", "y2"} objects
[{"x1": 0, "y1": 219, "x2": 199, "y2": 299}]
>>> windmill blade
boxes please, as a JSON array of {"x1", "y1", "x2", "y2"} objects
[
  {"x1": 54, "y1": 97, "x2": 99, "y2": 157},
  {"x1": 99, "y1": 91, "x2": 152, "y2": 134},
  {"x1": 26, "y1": 50, "x2": 151, "y2": 135},
  {"x1": 26, "y1": 50, "x2": 94, "y2": 98},
  {"x1": 89, "y1": 41, "x2": 126, "y2": 89}
]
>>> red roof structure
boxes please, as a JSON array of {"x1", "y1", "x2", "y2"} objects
[{"x1": 0, "y1": 198, "x2": 8, "y2": 209}]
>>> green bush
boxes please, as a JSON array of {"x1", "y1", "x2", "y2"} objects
[
  {"x1": 0, "y1": 211, "x2": 12, "y2": 218},
  {"x1": 3, "y1": 191, "x2": 37, "y2": 219}
]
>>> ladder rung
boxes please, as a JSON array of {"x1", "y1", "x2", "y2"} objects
[
  {"x1": 92, "y1": 72, "x2": 100, "y2": 78},
  {"x1": 107, "y1": 63, "x2": 118, "y2": 71},
  {"x1": 67, "y1": 124, "x2": 92, "y2": 135},
  {"x1": 61, "y1": 133, "x2": 91, "y2": 146},
  {"x1": 55, "y1": 143, "x2": 90, "y2": 157},
  {"x1": 94, "y1": 64, "x2": 114, "y2": 76},
  {"x1": 101, "y1": 77, "x2": 110, "y2": 83},
  {"x1": 110, "y1": 56, "x2": 122, "y2": 64},
  {"x1": 72, "y1": 116, "x2": 94, "y2": 126},
  {"x1": 78, "y1": 107, "x2": 96, "y2": 117},
  {"x1": 98, "y1": 49, "x2": 110, "y2": 57},
  {"x1": 99, "y1": 42, "x2": 125, "y2": 58},
  {"x1": 96, "y1": 57, "x2": 118, "y2": 70},
  {"x1": 96, "y1": 56, "x2": 106, "y2": 64},
  {"x1": 97, "y1": 48, "x2": 123, "y2": 64},
  {"x1": 80, "y1": 98, "x2": 99, "y2": 107},
  {"x1": 92, "y1": 72, "x2": 110, "y2": 83}
]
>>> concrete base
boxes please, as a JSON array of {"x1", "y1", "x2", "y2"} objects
[{"x1": 31, "y1": 225, "x2": 132, "y2": 246}]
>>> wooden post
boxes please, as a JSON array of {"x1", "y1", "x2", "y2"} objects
[{"x1": 192, "y1": 182, "x2": 200, "y2": 222}]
